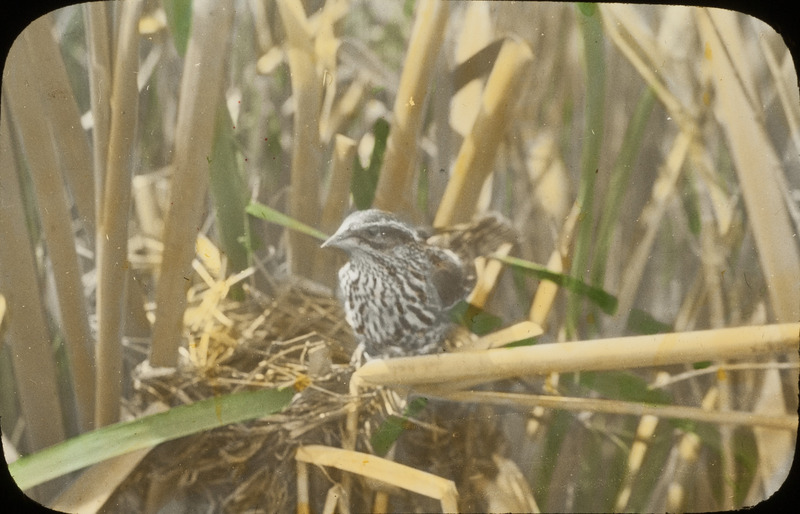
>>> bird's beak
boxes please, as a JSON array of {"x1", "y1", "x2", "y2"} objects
[
  {"x1": 320, "y1": 235, "x2": 335, "y2": 249},
  {"x1": 321, "y1": 231, "x2": 344, "y2": 249}
]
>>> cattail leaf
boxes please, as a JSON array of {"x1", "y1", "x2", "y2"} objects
[
  {"x1": 246, "y1": 201, "x2": 329, "y2": 241},
  {"x1": 163, "y1": 0, "x2": 193, "y2": 57},
  {"x1": 371, "y1": 396, "x2": 428, "y2": 457},
  {"x1": 495, "y1": 254, "x2": 618, "y2": 315},
  {"x1": 208, "y1": 103, "x2": 251, "y2": 289},
  {"x1": 627, "y1": 308, "x2": 673, "y2": 335},
  {"x1": 9, "y1": 387, "x2": 294, "y2": 490},
  {"x1": 352, "y1": 118, "x2": 389, "y2": 209},
  {"x1": 579, "y1": 371, "x2": 672, "y2": 405},
  {"x1": 449, "y1": 301, "x2": 502, "y2": 335}
]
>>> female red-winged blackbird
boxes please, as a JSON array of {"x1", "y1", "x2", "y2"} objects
[{"x1": 322, "y1": 209, "x2": 512, "y2": 359}]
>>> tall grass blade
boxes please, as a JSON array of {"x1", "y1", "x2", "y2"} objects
[
  {"x1": 9, "y1": 387, "x2": 294, "y2": 490},
  {"x1": 246, "y1": 201, "x2": 328, "y2": 241}
]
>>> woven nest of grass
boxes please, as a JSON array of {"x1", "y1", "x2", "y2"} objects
[{"x1": 103, "y1": 280, "x2": 514, "y2": 513}]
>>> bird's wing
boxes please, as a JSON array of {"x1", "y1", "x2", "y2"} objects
[{"x1": 430, "y1": 249, "x2": 474, "y2": 309}]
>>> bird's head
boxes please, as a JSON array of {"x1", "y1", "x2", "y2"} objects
[{"x1": 321, "y1": 209, "x2": 421, "y2": 255}]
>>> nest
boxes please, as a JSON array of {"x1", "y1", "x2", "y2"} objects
[{"x1": 104, "y1": 279, "x2": 524, "y2": 512}]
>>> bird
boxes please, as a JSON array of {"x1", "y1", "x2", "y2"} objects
[{"x1": 321, "y1": 209, "x2": 513, "y2": 360}]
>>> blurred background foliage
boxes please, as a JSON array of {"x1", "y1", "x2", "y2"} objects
[{"x1": 1, "y1": 0, "x2": 798, "y2": 511}]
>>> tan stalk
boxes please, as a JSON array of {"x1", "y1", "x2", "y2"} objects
[
  {"x1": 318, "y1": 135, "x2": 357, "y2": 285},
  {"x1": 473, "y1": 321, "x2": 543, "y2": 351},
  {"x1": 758, "y1": 38, "x2": 800, "y2": 156},
  {"x1": 434, "y1": 37, "x2": 534, "y2": 226},
  {"x1": 441, "y1": 390, "x2": 795, "y2": 432},
  {"x1": 83, "y1": 2, "x2": 112, "y2": 228},
  {"x1": 314, "y1": 0, "x2": 348, "y2": 146},
  {"x1": 697, "y1": 9, "x2": 800, "y2": 323},
  {"x1": 528, "y1": 250, "x2": 564, "y2": 328},
  {"x1": 322, "y1": 484, "x2": 345, "y2": 514},
  {"x1": 249, "y1": 0, "x2": 274, "y2": 52},
  {"x1": 668, "y1": 389, "x2": 718, "y2": 511},
  {"x1": 353, "y1": 323, "x2": 799, "y2": 387},
  {"x1": 276, "y1": 0, "x2": 324, "y2": 279},
  {"x1": 526, "y1": 197, "x2": 582, "y2": 331},
  {"x1": 758, "y1": 40, "x2": 800, "y2": 233},
  {"x1": 23, "y1": 15, "x2": 95, "y2": 231},
  {"x1": 614, "y1": 415, "x2": 659, "y2": 511},
  {"x1": 468, "y1": 242, "x2": 512, "y2": 309},
  {"x1": 149, "y1": 0, "x2": 235, "y2": 367},
  {"x1": 321, "y1": 134, "x2": 357, "y2": 234},
  {"x1": 95, "y1": 0, "x2": 143, "y2": 426},
  {"x1": 321, "y1": 77, "x2": 366, "y2": 143},
  {"x1": 699, "y1": 183, "x2": 735, "y2": 506},
  {"x1": 5, "y1": 33, "x2": 95, "y2": 433},
  {"x1": 296, "y1": 460, "x2": 310, "y2": 514},
  {"x1": 0, "y1": 101, "x2": 66, "y2": 450},
  {"x1": 373, "y1": 0, "x2": 449, "y2": 216}
]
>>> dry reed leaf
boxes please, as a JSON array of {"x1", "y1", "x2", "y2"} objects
[
  {"x1": 296, "y1": 445, "x2": 459, "y2": 511},
  {"x1": 138, "y1": 8, "x2": 167, "y2": 35},
  {"x1": 435, "y1": 36, "x2": 534, "y2": 226},
  {"x1": 450, "y1": 2, "x2": 493, "y2": 136},
  {"x1": 195, "y1": 235, "x2": 223, "y2": 280},
  {"x1": 256, "y1": 46, "x2": 284, "y2": 75},
  {"x1": 526, "y1": 134, "x2": 570, "y2": 224},
  {"x1": 475, "y1": 321, "x2": 543, "y2": 350},
  {"x1": 477, "y1": 455, "x2": 540, "y2": 513},
  {"x1": 184, "y1": 256, "x2": 254, "y2": 367}
]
